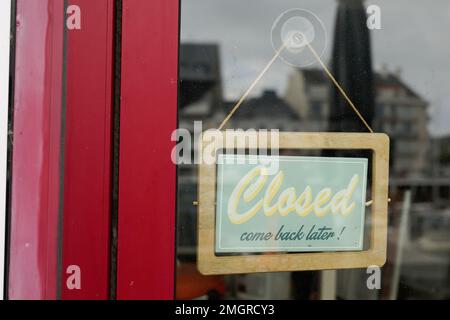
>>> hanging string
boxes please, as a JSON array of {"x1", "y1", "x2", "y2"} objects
[{"x1": 218, "y1": 33, "x2": 374, "y2": 133}]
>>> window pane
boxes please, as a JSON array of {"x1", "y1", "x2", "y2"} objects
[{"x1": 176, "y1": 0, "x2": 450, "y2": 300}]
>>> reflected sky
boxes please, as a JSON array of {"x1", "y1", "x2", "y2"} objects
[{"x1": 181, "y1": 0, "x2": 450, "y2": 136}]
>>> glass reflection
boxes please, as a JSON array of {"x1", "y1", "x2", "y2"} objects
[{"x1": 177, "y1": 0, "x2": 450, "y2": 300}]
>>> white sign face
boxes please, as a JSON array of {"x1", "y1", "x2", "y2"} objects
[
  {"x1": 0, "y1": 0, "x2": 11, "y2": 300},
  {"x1": 215, "y1": 154, "x2": 368, "y2": 254}
]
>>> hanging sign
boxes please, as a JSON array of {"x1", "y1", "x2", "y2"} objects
[
  {"x1": 197, "y1": 132, "x2": 389, "y2": 275},
  {"x1": 215, "y1": 154, "x2": 368, "y2": 254}
]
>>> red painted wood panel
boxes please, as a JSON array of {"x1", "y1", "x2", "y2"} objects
[
  {"x1": 117, "y1": 0, "x2": 179, "y2": 299},
  {"x1": 62, "y1": 0, "x2": 114, "y2": 299},
  {"x1": 9, "y1": 0, "x2": 64, "y2": 299}
]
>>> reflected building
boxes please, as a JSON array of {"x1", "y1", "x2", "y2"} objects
[
  {"x1": 179, "y1": 42, "x2": 433, "y2": 192},
  {"x1": 178, "y1": 41, "x2": 450, "y2": 300},
  {"x1": 431, "y1": 135, "x2": 450, "y2": 178},
  {"x1": 177, "y1": 43, "x2": 302, "y2": 261},
  {"x1": 178, "y1": 43, "x2": 224, "y2": 259},
  {"x1": 223, "y1": 89, "x2": 301, "y2": 131},
  {"x1": 330, "y1": 0, "x2": 375, "y2": 133},
  {"x1": 285, "y1": 68, "x2": 430, "y2": 178}
]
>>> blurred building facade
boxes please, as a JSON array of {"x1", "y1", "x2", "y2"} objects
[{"x1": 285, "y1": 68, "x2": 430, "y2": 178}]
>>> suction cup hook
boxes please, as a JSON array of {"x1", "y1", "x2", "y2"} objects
[{"x1": 271, "y1": 8, "x2": 327, "y2": 67}]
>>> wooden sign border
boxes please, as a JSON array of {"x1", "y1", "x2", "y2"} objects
[{"x1": 197, "y1": 132, "x2": 389, "y2": 275}]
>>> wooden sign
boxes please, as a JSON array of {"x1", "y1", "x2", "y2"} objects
[
  {"x1": 197, "y1": 132, "x2": 389, "y2": 275},
  {"x1": 0, "y1": 0, "x2": 11, "y2": 299}
]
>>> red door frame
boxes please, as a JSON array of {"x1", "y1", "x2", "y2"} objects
[
  {"x1": 8, "y1": 0, "x2": 178, "y2": 299},
  {"x1": 8, "y1": 0, "x2": 64, "y2": 299},
  {"x1": 61, "y1": 0, "x2": 114, "y2": 300},
  {"x1": 9, "y1": 0, "x2": 115, "y2": 299},
  {"x1": 116, "y1": 0, "x2": 179, "y2": 300}
]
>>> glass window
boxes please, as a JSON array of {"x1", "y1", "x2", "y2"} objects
[{"x1": 176, "y1": 0, "x2": 450, "y2": 300}]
